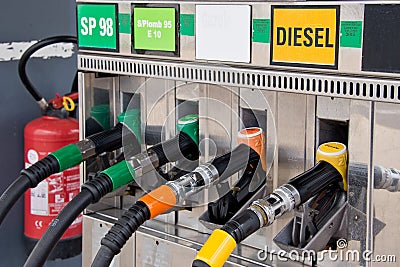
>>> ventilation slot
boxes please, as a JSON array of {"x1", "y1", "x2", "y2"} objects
[{"x1": 78, "y1": 55, "x2": 400, "y2": 104}]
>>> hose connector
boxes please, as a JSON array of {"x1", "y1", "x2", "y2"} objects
[
  {"x1": 101, "y1": 160, "x2": 135, "y2": 191},
  {"x1": 37, "y1": 98, "x2": 48, "y2": 110},
  {"x1": 50, "y1": 144, "x2": 82, "y2": 171},
  {"x1": 167, "y1": 163, "x2": 219, "y2": 204},
  {"x1": 75, "y1": 139, "x2": 96, "y2": 160},
  {"x1": 138, "y1": 185, "x2": 177, "y2": 219},
  {"x1": 382, "y1": 168, "x2": 400, "y2": 192},
  {"x1": 249, "y1": 184, "x2": 300, "y2": 227},
  {"x1": 127, "y1": 151, "x2": 159, "y2": 177}
]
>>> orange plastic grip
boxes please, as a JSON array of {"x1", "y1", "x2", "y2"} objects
[
  {"x1": 237, "y1": 127, "x2": 266, "y2": 170},
  {"x1": 138, "y1": 185, "x2": 177, "y2": 219}
]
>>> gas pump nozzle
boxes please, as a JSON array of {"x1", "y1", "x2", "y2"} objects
[{"x1": 193, "y1": 142, "x2": 348, "y2": 267}]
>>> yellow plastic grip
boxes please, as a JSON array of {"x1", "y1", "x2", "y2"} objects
[
  {"x1": 62, "y1": 96, "x2": 75, "y2": 111},
  {"x1": 194, "y1": 229, "x2": 237, "y2": 267},
  {"x1": 316, "y1": 142, "x2": 348, "y2": 190}
]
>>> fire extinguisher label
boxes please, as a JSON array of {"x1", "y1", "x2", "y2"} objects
[
  {"x1": 27, "y1": 149, "x2": 39, "y2": 164},
  {"x1": 24, "y1": 163, "x2": 82, "y2": 239},
  {"x1": 30, "y1": 180, "x2": 49, "y2": 215}
]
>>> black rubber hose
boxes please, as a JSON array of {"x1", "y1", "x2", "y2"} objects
[
  {"x1": 220, "y1": 209, "x2": 261, "y2": 243},
  {"x1": 288, "y1": 161, "x2": 342, "y2": 204},
  {"x1": 20, "y1": 155, "x2": 60, "y2": 187},
  {"x1": 18, "y1": 35, "x2": 77, "y2": 103},
  {"x1": 144, "y1": 125, "x2": 162, "y2": 145},
  {"x1": 148, "y1": 131, "x2": 198, "y2": 167},
  {"x1": 24, "y1": 173, "x2": 113, "y2": 267},
  {"x1": 90, "y1": 123, "x2": 123, "y2": 154},
  {"x1": 192, "y1": 260, "x2": 211, "y2": 267},
  {"x1": 24, "y1": 191, "x2": 92, "y2": 267},
  {"x1": 0, "y1": 175, "x2": 30, "y2": 225},
  {"x1": 0, "y1": 155, "x2": 59, "y2": 226},
  {"x1": 91, "y1": 201, "x2": 150, "y2": 267}
]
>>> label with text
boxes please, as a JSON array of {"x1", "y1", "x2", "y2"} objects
[
  {"x1": 253, "y1": 19, "x2": 270, "y2": 43},
  {"x1": 271, "y1": 6, "x2": 339, "y2": 69},
  {"x1": 340, "y1": 21, "x2": 362, "y2": 48},
  {"x1": 77, "y1": 4, "x2": 118, "y2": 50},
  {"x1": 133, "y1": 7, "x2": 176, "y2": 52}
]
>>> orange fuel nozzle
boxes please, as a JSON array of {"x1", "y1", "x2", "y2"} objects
[{"x1": 237, "y1": 127, "x2": 266, "y2": 171}]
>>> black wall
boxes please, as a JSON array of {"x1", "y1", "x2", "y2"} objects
[{"x1": 0, "y1": 1, "x2": 80, "y2": 266}]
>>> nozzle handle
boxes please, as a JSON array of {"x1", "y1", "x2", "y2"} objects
[
  {"x1": 148, "y1": 131, "x2": 199, "y2": 167},
  {"x1": 211, "y1": 144, "x2": 259, "y2": 180},
  {"x1": 89, "y1": 123, "x2": 123, "y2": 155},
  {"x1": 288, "y1": 161, "x2": 342, "y2": 204}
]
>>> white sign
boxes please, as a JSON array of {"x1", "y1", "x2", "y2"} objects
[{"x1": 195, "y1": 5, "x2": 251, "y2": 63}]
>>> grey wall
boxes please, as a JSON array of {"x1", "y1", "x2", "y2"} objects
[{"x1": 0, "y1": 1, "x2": 81, "y2": 266}]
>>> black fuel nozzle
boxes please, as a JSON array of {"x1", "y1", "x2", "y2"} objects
[
  {"x1": 207, "y1": 157, "x2": 263, "y2": 225},
  {"x1": 193, "y1": 142, "x2": 348, "y2": 267}
]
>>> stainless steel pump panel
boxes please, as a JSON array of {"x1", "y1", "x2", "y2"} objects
[{"x1": 77, "y1": 1, "x2": 400, "y2": 266}]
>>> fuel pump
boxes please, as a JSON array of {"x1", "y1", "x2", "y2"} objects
[
  {"x1": 90, "y1": 127, "x2": 264, "y2": 267},
  {"x1": 193, "y1": 142, "x2": 348, "y2": 267},
  {"x1": 272, "y1": 161, "x2": 398, "y2": 257},
  {"x1": 203, "y1": 127, "x2": 267, "y2": 225}
]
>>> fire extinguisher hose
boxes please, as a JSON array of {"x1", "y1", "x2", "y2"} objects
[
  {"x1": 18, "y1": 35, "x2": 77, "y2": 109},
  {"x1": 0, "y1": 123, "x2": 125, "y2": 226}
]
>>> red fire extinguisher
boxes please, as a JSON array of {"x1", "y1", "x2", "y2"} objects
[
  {"x1": 24, "y1": 115, "x2": 82, "y2": 259},
  {"x1": 17, "y1": 36, "x2": 82, "y2": 259}
]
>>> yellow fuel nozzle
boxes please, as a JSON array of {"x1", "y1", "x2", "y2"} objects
[{"x1": 316, "y1": 142, "x2": 348, "y2": 190}]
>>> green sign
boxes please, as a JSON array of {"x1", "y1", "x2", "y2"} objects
[
  {"x1": 180, "y1": 14, "x2": 195, "y2": 36},
  {"x1": 253, "y1": 19, "x2": 270, "y2": 43},
  {"x1": 119, "y1": 13, "x2": 131, "y2": 34},
  {"x1": 77, "y1": 4, "x2": 118, "y2": 50},
  {"x1": 133, "y1": 7, "x2": 176, "y2": 52},
  {"x1": 340, "y1": 21, "x2": 362, "y2": 48}
]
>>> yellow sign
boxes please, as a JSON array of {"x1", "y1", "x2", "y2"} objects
[{"x1": 271, "y1": 6, "x2": 339, "y2": 69}]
